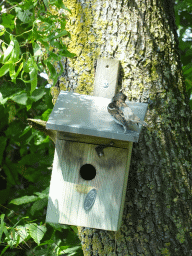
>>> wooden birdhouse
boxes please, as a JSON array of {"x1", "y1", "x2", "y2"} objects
[{"x1": 45, "y1": 59, "x2": 148, "y2": 231}]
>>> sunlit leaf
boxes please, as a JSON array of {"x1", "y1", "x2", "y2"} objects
[
  {"x1": 47, "y1": 61, "x2": 56, "y2": 77},
  {"x1": 11, "y1": 92, "x2": 28, "y2": 105},
  {"x1": 0, "y1": 64, "x2": 9, "y2": 77},
  {"x1": 183, "y1": 67, "x2": 192, "y2": 75},
  {"x1": 9, "y1": 64, "x2": 16, "y2": 82},
  {"x1": 0, "y1": 25, "x2": 5, "y2": 36},
  {"x1": 26, "y1": 223, "x2": 47, "y2": 245},
  {"x1": 42, "y1": 108, "x2": 52, "y2": 121},
  {"x1": 10, "y1": 195, "x2": 38, "y2": 205},
  {"x1": 12, "y1": 38, "x2": 20, "y2": 62},
  {"x1": 23, "y1": 60, "x2": 30, "y2": 73},
  {"x1": 3, "y1": 40, "x2": 14, "y2": 63},
  {"x1": 54, "y1": 30, "x2": 70, "y2": 39},
  {"x1": 33, "y1": 42, "x2": 42, "y2": 57},
  {"x1": 43, "y1": 0, "x2": 49, "y2": 9},
  {"x1": 15, "y1": 61, "x2": 23, "y2": 78},
  {"x1": 30, "y1": 68, "x2": 38, "y2": 93},
  {"x1": 15, "y1": 7, "x2": 33, "y2": 24}
]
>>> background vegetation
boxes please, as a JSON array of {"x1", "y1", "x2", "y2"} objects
[
  {"x1": 0, "y1": 0, "x2": 82, "y2": 255},
  {"x1": 0, "y1": 0, "x2": 191, "y2": 255}
]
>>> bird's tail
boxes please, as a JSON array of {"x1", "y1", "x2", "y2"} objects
[
  {"x1": 130, "y1": 120, "x2": 148, "y2": 127},
  {"x1": 139, "y1": 120, "x2": 148, "y2": 127}
]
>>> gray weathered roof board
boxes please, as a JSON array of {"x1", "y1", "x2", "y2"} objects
[{"x1": 46, "y1": 91, "x2": 148, "y2": 143}]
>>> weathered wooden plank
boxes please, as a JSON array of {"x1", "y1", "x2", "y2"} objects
[
  {"x1": 46, "y1": 139, "x2": 132, "y2": 230},
  {"x1": 46, "y1": 91, "x2": 148, "y2": 142},
  {"x1": 93, "y1": 58, "x2": 120, "y2": 99},
  {"x1": 46, "y1": 58, "x2": 134, "y2": 231}
]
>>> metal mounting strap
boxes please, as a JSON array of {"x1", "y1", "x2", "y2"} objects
[{"x1": 95, "y1": 142, "x2": 114, "y2": 157}]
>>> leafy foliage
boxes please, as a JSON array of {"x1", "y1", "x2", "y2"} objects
[
  {"x1": 174, "y1": 0, "x2": 192, "y2": 108},
  {"x1": 0, "y1": 0, "x2": 81, "y2": 255},
  {"x1": 0, "y1": 0, "x2": 75, "y2": 92},
  {"x1": 0, "y1": 79, "x2": 83, "y2": 255}
]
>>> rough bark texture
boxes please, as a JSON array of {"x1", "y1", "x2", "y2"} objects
[{"x1": 51, "y1": 0, "x2": 192, "y2": 255}]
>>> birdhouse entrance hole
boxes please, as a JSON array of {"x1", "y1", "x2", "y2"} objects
[
  {"x1": 80, "y1": 164, "x2": 96, "y2": 180},
  {"x1": 45, "y1": 59, "x2": 149, "y2": 231}
]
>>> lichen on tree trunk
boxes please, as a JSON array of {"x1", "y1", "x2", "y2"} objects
[{"x1": 50, "y1": 0, "x2": 192, "y2": 254}]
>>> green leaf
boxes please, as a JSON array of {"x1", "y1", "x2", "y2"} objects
[
  {"x1": 38, "y1": 38, "x2": 49, "y2": 51},
  {"x1": 60, "y1": 20, "x2": 67, "y2": 30},
  {"x1": 29, "y1": 68, "x2": 38, "y2": 93},
  {"x1": 184, "y1": 67, "x2": 192, "y2": 75},
  {"x1": 52, "y1": 0, "x2": 71, "y2": 13},
  {"x1": 0, "y1": 214, "x2": 9, "y2": 239},
  {"x1": 4, "y1": 225, "x2": 28, "y2": 246},
  {"x1": 3, "y1": 40, "x2": 14, "y2": 63},
  {"x1": 30, "y1": 197, "x2": 47, "y2": 215},
  {"x1": 11, "y1": 92, "x2": 28, "y2": 105},
  {"x1": 9, "y1": 63, "x2": 16, "y2": 82},
  {"x1": 189, "y1": 99, "x2": 192, "y2": 109},
  {"x1": 43, "y1": 0, "x2": 49, "y2": 9},
  {"x1": 70, "y1": 225, "x2": 79, "y2": 234},
  {"x1": 0, "y1": 25, "x2": 5, "y2": 36},
  {"x1": 15, "y1": 7, "x2": 33, "y2": 24},
  {"x1": 20, "y1": 71, "x2": 31, "y2": 83},
  {"x1": 23, "y1": 60, "x2": 30, "y2": 73},
  {"x1": 0, "y1": 214, "x2": 5, "y2": 242},
  {"x1": 27, "y1": 56, "x2": 38, "y2": 70},
  {"x1": 34, "y1": 187, "x2": 49, "y2": 198},
  {"x1": 54, "y1": 60, "x2": 63, "y2": 85},
  {"x1": 0, "y1": 245, "x2": 9, "y2": 256},
  {"x1": 33, "y1": 42, "x2": 42, "y2": 57},
  {"x1": 30, "y1": 88, "x2": 46, "y2": 102},
  {"x1": 47, "y1": 62, "x2": 56, "y2": 77},
  {"x1": 26, "y1": 223, "x2": 47, "y2": 245},
  {"x1": 14, "y1": 226, "x2": 28, "y2": 244},
  {"x1": 15, "y1": 62, "x2": 23, "y2": 78},
  {"x1": 2, "y1": 13, "x2": 15, "y2": 30},
  {"x1": 48, "y1": 223, "x2": 69, "y2": 231},
  {"x1": 1, "y1": 42, "x2": 6, "y2": 53},
  {"x1": 10, "y1": 195, "x2": 38, "y2": 205},
  {"x1": 12, "y1": 38, "x2": 20, "y2": 63},
  {"x1": 47, "y1": 52, "x2": 61, "y2": 61},
  {"x1": 47, "y1": 32, "x2": 57, "y2": 41},
  {"x1": 3, "y1": 163, "x2": 17, "y2": 185},
  {"x1": 54, "y1": 30, "x2": 70, "y2": 39},
  {"x1": 62, "y1": 50, "x2": 76, "y2": 58},
  {"x1": 60, "y1": 246, "x2": 83, "y2": 256},
  {"x1": 42, "y1": 109, "x2": 52, "y2": 121},
  {"x1": 0, "y1": 64, "x2": 9, "y2": 77}
]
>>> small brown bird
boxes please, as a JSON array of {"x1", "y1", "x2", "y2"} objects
[
  {"x1": 107, "y1": 92, "x2": 147, "y2": 133},
  {"x1": 107, "y1": 101, "x2": 129, "y2": 132}
]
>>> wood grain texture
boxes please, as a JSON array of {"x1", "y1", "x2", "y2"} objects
[
  {"x1": 57, "y1": 131, "x2": 132, "y2": 149},
  {"x1": 93, "y1": 58, "x2": 119, "y2": 99},
  {"x1": 46, "y1": 58, "x2": 133, "y2": 231},
  {"x1": 46, "y1": 139, "x2": 132, "y2": 231}
]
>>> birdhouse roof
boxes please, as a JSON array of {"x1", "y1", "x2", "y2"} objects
[{"x1": 46, "y1": 91, "x2": 148, "y2": 142}]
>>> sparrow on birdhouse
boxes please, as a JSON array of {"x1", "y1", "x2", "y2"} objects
[{"x1": 107, "y1": 92, "x2": 147, "y2": 133}]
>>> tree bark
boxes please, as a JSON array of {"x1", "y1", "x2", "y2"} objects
[{"x1": 51, "y1": 0, "x2": 192, "y2": 254}]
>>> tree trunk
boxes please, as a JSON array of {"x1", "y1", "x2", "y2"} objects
[{"x1": 52, "y1": 0, "x2": 192, "y2": 254}]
